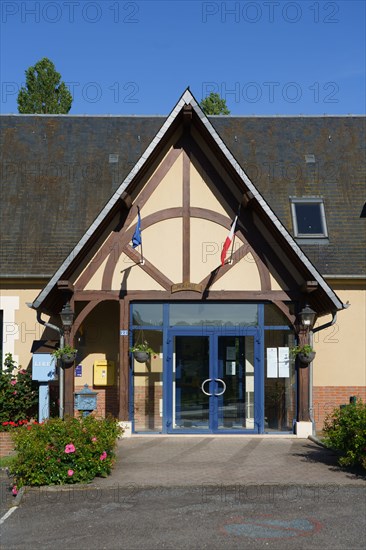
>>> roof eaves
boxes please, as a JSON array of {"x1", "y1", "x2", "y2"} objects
[
  {"x1": 31, "y1": 88, "x2": 346, "y2": 313},
  {"x1": 31, "y1": 90, "x2": 191, "y2": 310},
  {"x1": 187, "y1": 93, "x2": 345, "y2": 312}
]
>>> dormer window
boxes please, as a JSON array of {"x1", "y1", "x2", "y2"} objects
[{"x1": 290, "y1": 197, "x2": 328, "y2": 238}]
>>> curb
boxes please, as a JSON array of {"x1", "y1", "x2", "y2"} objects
[
  {"x1": 0, "y1": 467, "x2": 26, "y2": 508},
  {"x1": 12, "y1": 486, "x2": 25, "y2": 506},
  {"x1": 308, "y1": 435, "x2": 328, "y2": 448}
]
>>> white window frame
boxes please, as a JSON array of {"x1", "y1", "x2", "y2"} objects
[{"x1": 290, "y1": 197, "x2": 328, "y2": 238}]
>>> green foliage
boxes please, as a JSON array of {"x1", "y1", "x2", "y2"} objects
[
  {"x1": 0, "y1": 354, "x2": 38, "y2": 429},
  {"x1": 130, "y1": 341, "x2": 156, "y2": 354},
  {"x1": 0, "y1": 455, "x2": 16, "y2": 469},
  {"x1": 10, "y1": 415, "x2": 122, "y2": 488},
  {"x1": 290, "y1": 344, "x2": 315, "y2": 357},
  {"x1": 52, "y1": 345, "x2": 78, "y2": 360},
  {"x1": 200, "y1": 92, "x2": 230, "y2": 115},
  {"x1": 323, "y1": 399, "x2": 366, "y2": 470},
  {"x1": 17, "y1": 57, "x2": 73, "y2": 114}
]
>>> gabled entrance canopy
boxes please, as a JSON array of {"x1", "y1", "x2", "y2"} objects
[{"x1": 30, "y1": 88, "x2": 345, "y2": 320}]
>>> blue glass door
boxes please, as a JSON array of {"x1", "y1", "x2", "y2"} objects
[
  {"x1": 215, "y1": 335, "x2": 256, "y2": 431},
  {"x1": 167, "y1": 330, "x2": 260, "y2": 433},
  {"x1": 173, "y1": 335, "x2": 211, "y2": 430}
]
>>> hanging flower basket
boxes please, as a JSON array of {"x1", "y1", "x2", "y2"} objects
[
  {"x1": 61, "y1": 352, "x2": 77, "y2": 365},
  {"x1": 52, "y1": 345, "x2": 78, "y2": 367},
  {"x1": 133, "y1": 351, "x2": 150, "y2": 363},
  {"x1": 290, "y1": 345, "x2": 316, "y2": 365},
  {"x1": 130, "y1": 341, "x2": 155, "y2": 363},
  {"x1": 298, "y1": 351, "x2": 316, "y2": 364}
]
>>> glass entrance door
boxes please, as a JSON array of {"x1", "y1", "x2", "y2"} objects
[
  {"x1": 173, "y1": 336, "x2": 210, "y2": 430},
  {"x1": 216, "y1": 336, "x2": 255, "y2": 431},
  {"x1": 169, "y1": 332, "x2": 259, "y2": 433}
]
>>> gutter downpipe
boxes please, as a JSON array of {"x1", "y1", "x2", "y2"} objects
[
  {"x1": 309, "y1": 311, "x2": 338, "y2": 435},
  {"x1": 35, "y1": 310, "x2": 64, "y2": 419}
]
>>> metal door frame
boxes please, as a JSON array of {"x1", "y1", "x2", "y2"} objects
[{"x1": 165, "y1": 327, "x2": 263, "y2": 434}]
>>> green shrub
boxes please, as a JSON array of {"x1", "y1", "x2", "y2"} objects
[
  {"x1": 10, "y1": 415, "x2": 122, "y2": 488},
  {"x1": 323, "y1": 399, "x2": 366, "y2": 470},
  {"x1": 0, "y1": 353, "x2": 38, "y2": 428},
  {"x1": 0, "y1": 455, "x2": 16, "y2": 469}
]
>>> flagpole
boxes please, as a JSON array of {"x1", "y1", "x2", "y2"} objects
[
  {"x1": 229, "y1": 205, "x2": 241, "y2": 264},
  {"x1": 138, "y1": 206, "x2": 144, "y2": 265},
  {"x1": 131, "y1": 206, "x2": 144, "y2": 265},
  {"x1": 140, "y1": 238, "x2": 144, "y2": 265},
  {"x1": 229, "y1": 231, "x2": 236, "y2": 264}
]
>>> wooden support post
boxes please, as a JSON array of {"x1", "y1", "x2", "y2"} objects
[
  {"x1": 119, "y1": 298, "x2": 129, "y2": 420},
  {"x1": 297, "y1": 329, "x2": 311, "y2": 422}
]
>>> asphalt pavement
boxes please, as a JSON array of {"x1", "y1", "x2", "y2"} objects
[
  {"x1": 91, "y1": 435, "x2": 366, "y2": 488},
  {"x1": 1, "y1": 436, "x2": 365, "y2": 549}
]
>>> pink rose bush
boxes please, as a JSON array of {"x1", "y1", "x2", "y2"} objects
[{"x1": 9, "y1": 415, "x2": 122, "y2": 488}]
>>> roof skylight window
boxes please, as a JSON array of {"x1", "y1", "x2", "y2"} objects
[{"x1": 290, "y1": 197, "x2": 328, "y2": 238}]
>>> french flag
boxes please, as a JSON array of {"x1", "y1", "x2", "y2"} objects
[{"x1": 221, "y1": 216, "x2": 238, "y2": 266}]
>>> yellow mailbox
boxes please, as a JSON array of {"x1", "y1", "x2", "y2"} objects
[{"x1": 93, "y1": 360, "x2": 115, "y2": 386}]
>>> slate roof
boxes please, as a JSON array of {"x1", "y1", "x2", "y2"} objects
[{"x1": 1, "y1": 111, "x2": 365, "y2": 279}]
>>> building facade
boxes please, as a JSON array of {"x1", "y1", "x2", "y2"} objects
[{"x1": 1, "y1": 90, "x2": 365, "y2": 435}]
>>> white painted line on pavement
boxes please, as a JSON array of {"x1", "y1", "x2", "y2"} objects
[{"x1": 0, "y1": 506, "x2": 17, "y2": 525}]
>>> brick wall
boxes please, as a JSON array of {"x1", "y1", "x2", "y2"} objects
[
  {"x1": 134, "y1": 385, "x2": 163, "y2": 432},
  {"x1": 313, "y1": 386, "x2": 366, "y2": 431},
  {"x1": 0, "y1": 432, "x2": 15, "y2": 457},
  {"x1": 72, "y1": 384, "x2": 366, "y2": 433},
  {"x1": 74, "y1": 385, "x2": 119, "y2": 419}
]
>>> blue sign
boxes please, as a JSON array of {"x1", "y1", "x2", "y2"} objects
[
  {"x1": 32, "y1": 353, "x2": 57, "y2": 381},
  {"x1": 75, "y1": 364, "x2": 82, "y2": 377}
]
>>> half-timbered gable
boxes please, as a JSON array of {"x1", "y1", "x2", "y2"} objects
[{"x1": 1, "y1": 90, "x2": 364, "y2": 435}]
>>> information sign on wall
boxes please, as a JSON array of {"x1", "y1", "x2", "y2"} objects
[{"x1": 32, "y1": 353, "x2": 57, "y2": 381}]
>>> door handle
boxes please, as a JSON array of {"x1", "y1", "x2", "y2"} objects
[
  {"x1": 214, "y1": 378, "x2": 227, "y2": 396},
  {"x1": 201, "y1": 378, "x2": 213, "y2": 396}
]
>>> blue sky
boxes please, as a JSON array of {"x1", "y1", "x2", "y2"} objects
[{"x1": 1, "y1": 0, "x2": 365, "y2": 115}]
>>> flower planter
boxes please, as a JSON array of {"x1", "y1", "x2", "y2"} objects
[
  {"x1": 298, "y1": 351, "x2": 316, "y2": 364},
  {"x1": 62, "y1": 352, "x2": 77, "y2": 366},
  {"x1": 133, "y1": 351, "x2": 150, "y2": 363}
]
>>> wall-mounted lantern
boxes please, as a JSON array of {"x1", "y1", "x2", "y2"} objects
[
  {"x1": 60, "y1": 301, "x2": 74, "y2": 330},
  {"x1": 297, "y1": 304, "x2": 317, "y2": 331}
]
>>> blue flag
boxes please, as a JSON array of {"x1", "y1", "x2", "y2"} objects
[{"x1": 132, "y1": 209, "x2": 142, "y2": 248}]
